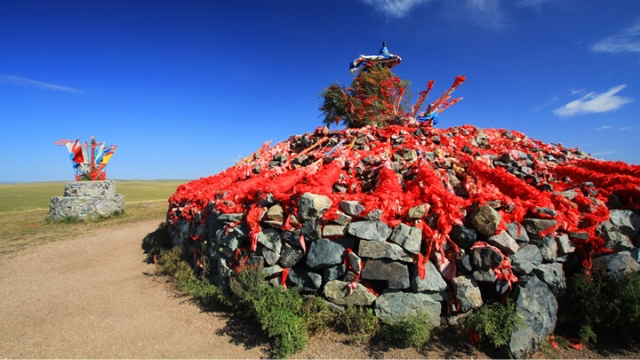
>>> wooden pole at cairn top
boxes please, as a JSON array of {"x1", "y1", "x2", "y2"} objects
[{"x1": 90, "y1": 135, "x2": 96, "y2": 180}]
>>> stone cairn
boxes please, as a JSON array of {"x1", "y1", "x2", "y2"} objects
[
  {"x1": 167, "y1": 124, "x2": 640, "y2": 358},
  {"x1": 50, "y1": 180, "x2": 125, "y2": 221}
]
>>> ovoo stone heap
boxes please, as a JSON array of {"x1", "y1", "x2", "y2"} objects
[
  {"x1": 167, "y1": 123, "x2": 640, "y2": 357},
  {"x1": 50, "y1": 180, "x2": 124, "y2": 221}
]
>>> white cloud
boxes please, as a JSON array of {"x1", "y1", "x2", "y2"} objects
[
  {"x1": 553, "y1": 85, "x2": 633, "y2": 117},
  {"x1": 0, "y1": 75, "x2": 84, "y2": 93},
  {"x1": 594, "y1": 125, "x2": 613, "y2": 131},
  {"x1": 618, "y1": 126, "x2": 637, "y2": 131},
  {"x1": 463, "y1": 0, "x2": 505, "y2": 30},
  {"x1": 592, "y1": 18, "x2": 640, "y2": 54},
  {"x1": 358, "y1": 0, "x2": 432, "y2": 18},
  {"x1": 530, "y1": 94, "x2": 559, "y2": 112},
  {"x1": 358, "y1": 0, "x2": 553, "y2": 29}
]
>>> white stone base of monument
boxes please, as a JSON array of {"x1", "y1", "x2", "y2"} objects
[{"x1": 50, "y1": 180, "x2": 125, "y2": 221}]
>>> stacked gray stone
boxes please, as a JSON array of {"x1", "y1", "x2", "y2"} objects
[
  {"x1": 50, "y1": 180, "x2": 125, "y2": 221},
  {"x1": 168, "y1": 194, "x2": 640, "y2": 359}
]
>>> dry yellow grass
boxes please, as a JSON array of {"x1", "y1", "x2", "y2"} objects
[{"x1": 0, "y1": 200, "x2": 168, "y2": 256}]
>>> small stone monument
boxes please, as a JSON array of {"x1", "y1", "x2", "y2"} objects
[
  {"x1": 50, "y1": 180, "x2": 124, "y2": 221},
  {"x1": 51, "y1": 136, "x2": 124, "y2": 221}
]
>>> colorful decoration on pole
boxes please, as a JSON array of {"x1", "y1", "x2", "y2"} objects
[
  {"x1": 321, "y1": 41, "x2": 465, "y2": 129},
  {"x1": 54, "y1": 136, "x2": 117, "y2": 181}
]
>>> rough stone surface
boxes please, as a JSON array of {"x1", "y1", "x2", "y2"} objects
[
  {"x1": 298, "y1": 193, "x2": 333, "y2": 220},
  {"x1": 472, "y1": 268, "x2": 497, "y2": 282},
  {"x1": 50, "y1": 181, "x2": 124, "y2": 221},
  {"x1": 323, "y1": 225, "x2": 346, "y2": 237},
  {"x1": 323, "y1": 264, "x2": 347, "y2": 282},
  {"x1": 411, "y1": 261, "x2": 447, "y2": 293},
  {"x1": 374, "y1": 292, "x2": 441, "y2": 327},
  {"x1": 488, "y1": 230, "x2": 519, "y2": 255},
  {"x1": 347, "y1": 221, "x2": 391, "y2": 242},
  {"x1": 348, "y1": 252, "x2": 362, "y2": 274},
  {"x1": 263, "y1": 265, "x2": 283, "y2": 278},
  {"x1": 340, "y1": 200, "x2": 365, "y2": 217},
  {"x1": 406, "y1": 204, "x2": 429, "y2": 220},
  {"x1": 593, "y1": 252, "x2": 640, "y2": 274},
  {"x1": 323, "y1": 280, "x2": 377, "y2": 306},
  {"x1": 456, "y1": 254, "x2": 473, "y2": 273},
  {"x1": 364, "y1": 209, "x2": 383, "y2": 221},
  {"x1": 510, "y1": 245, "x2": 543, "y2": 275},
  {"x1": 216, "y1": 226, "x2": 248, "y2": 251},
  {"x1": 523, "y1": 218, "x2": 558, "y2": 236},
  {"x1": 63, "y1": 180, "x2": 117, "y2": 197},
  {"x1": 450, "y1": 224, "x2": 479, "y2": 249},
  {"x1": 532, "y1": 262, "x2": 566, "y2": 297},
  {"x1": 389, "y1": 223, "x2": 422, "y2": 254},
  {"x1": 454, "y1": 275, "x2": 483, "y2": 313},
  {"x1": 333, "y1": 211, "x2": 352, "y2": 226},
  {"x1": 608, "y1": 209, "x2": 640, "y2": 237},
  {"x1": 306, "y1": 238, "x2": 347, "y2": 269},
  {"x1": 261, "y1": 247, "x2": 280, "y2": 266},
  {"x1": 302, "y1": 220, "x2": 322, "y2": 241},
  {"x1": 506, "y1": 222, "x2": 530, "y2": 243},
  {"x1": 509, "y1": 276, "x2": 558, "y2": 359},
  {"x1": 361, "y1": 259, "x2": 410, "y2": 289},
  {"x1": 279, "y1": 242, "x2": 304, "y2": 268},
  {"x1": 471, "y1": 246, "x2": 503, "y2": 269},
  {"x1": 598, "y1": 221, "x2": 634, "y2": 251},
  {"x1": 556, "y1": 234, "x2": 576, "y2": 255},
  {"x1": 218, "y1": 213, "x2": 244, "y2": 223},
  {"x1": 288, "y1": 267, "x2": 323, "y2": 292},
  {"x1": 256, "y1": 228, "x2": 282, "y2": 254},
  {"x1": 470, "y1": 206, "x2": 501, "y2": 237},
  {"x1": 358, "y1": 240, "x2": 413, "y2": 262},
  {"x1": 265, "y1": 204, "x2": 284, "y2": 222},
  {"x1": 530, "y1": 236, "x2": 558, "y2": 262}
]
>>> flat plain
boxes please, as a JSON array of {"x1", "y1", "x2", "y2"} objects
[{"x1": 0, "y1": 179, "x2": 188, "y2": 255}]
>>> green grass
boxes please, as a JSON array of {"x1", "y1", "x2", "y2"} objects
[
  {"x1": 0, "y1": 179, "x2": 190, "y2": 255},
  {"x1": 0, "y1": 179, "x2": 189, "y2": 213},
  {"x1": 0, "y1": 200, "x2": 169, "y2": 256}
]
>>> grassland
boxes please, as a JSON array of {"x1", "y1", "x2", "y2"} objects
[
  {"x1": 0, "y1": 179, "x2": 190, "y2": 256},
  {"x1": 0, "y1": 179, "x2": 189, "y2": 213}
]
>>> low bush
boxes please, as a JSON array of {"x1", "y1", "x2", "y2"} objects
[
  {"x1": 377, "y1": 312, "x2": 433, "y2": 349},
  {"x1": 300, "y1": 295, "x2": 339, "y2": 336},
  {"x1": 559, "y1": 265, "x2": 640, "y2": 345},
  {"x1": 337, "y1": 305, "x2": 380, "y2": 344},
  {"x1": 466, "y1": 298, "x2": 520, "y2": 349},
  {"x1": 228, "y1": 264, "x2": 307, "y2": 358},
  {"x1": 156, "y1": 247, "x2": 232, "y2": 309}
]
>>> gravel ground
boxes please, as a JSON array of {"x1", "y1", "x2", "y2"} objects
[
  {"x1": 0, "y1": 220, "x2": 267, "y2": 359},
  {"x1": 1, "y1": 219, "x2": 638, "y2": 359}
]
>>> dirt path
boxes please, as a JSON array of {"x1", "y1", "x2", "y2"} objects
[
  {"x1": 0, "y1": 220, "x2": 268, "y2": 359},
  {"x1": 1, "y1": 219, "x2": 634, "y2": 359},
  {"x1": 0, "y1": 219, "x2": 468, "y2": 359}
]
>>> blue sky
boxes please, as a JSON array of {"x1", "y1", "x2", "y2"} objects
[{"x1": 1, "y1": 0, "x2": 639, "y2": 182}]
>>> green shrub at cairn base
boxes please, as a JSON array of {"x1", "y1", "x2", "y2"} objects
[
  {"x1": 319, "y1": 65, "x2": 411, "y2": 128},
  {"x1": 337, "y1": 305, "x2": 380, "y2": 344},
  {"x1": 558, "y1": 265, "x2": 640, "y2": 345},
  {"x1": 466, "y1": 298, "x2": 521, "y2": 350},
  {"x1": 156, "y1": 247, "x2": 233, "y2": 310},
  {"x1": 229, "y1": 264, "x2": 307, "y2": 358},
  {"x1": 376, "y1": 311, "x2": 434, "y2": 349}
]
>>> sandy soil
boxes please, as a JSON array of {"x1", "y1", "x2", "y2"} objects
[
  {"x1": 0, "y1": 219, "x2": 637, "y2": 359},
  {"x1": 0, "y1": 220, "x2": 269, "y2": 359}
]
